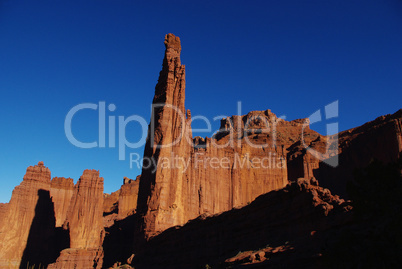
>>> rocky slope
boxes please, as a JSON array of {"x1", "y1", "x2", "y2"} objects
[
  {"x1": 286, "y1": 109, "x2": 402, "y2": 198},
  {"x1": 318, "y1": 109, "x2": 402, "y2": 197},
  {"x1": 132, "y1": 178, "x2": 352, "y2": 268}
]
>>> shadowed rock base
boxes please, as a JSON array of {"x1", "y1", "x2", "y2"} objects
[
  {"x1": 19, "y1": 190, "x2": 67, "y2": 269},
  {"x1": 48, "y1": 248, "x2": 103, "y2": 269},
  {"x1": 132, "y1": 178, "x2": 352, "y2": 268}
]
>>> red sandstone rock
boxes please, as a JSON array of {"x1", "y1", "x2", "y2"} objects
[
  {"x1": 288, "y1": 109, "x2": 402, "y2": 198},
  {"x1": 48, "y1": 248, "x2": 103, "y2": 269},
  {"x1": 137, "y1": 33, "x2": 194, "y2": 238},
  {"x1": 1, "y1": 34, "x2": 401, "y2": 268},
  {"x1": 133, "y1": 178, "x2": 352, "y2": 268},
  {"x1": 49, "y1": 169, "x2": 105, "y2": 269},
  {"x1": 118, "y1": 176, "x2": 140, "y2": 219},
  {"x1": 103, "y1": 189, "x2": 121, "y2": 228},
  {"x1": 50, "y1": 177, "x2": 74, "y2": 227},
  {"x1": 103, "y1": 190, "x2": 120, "y2": 215},
  {"x1": 133, "y1": 36, "x2": 400, "y2": 266},
  {"x1": 0, "y1": 203, "x2": 8, "y2": 227},
  {"x1": 65, "y1": 169, "x2": 105, "y2": 249},
  {"x1": 136, "y1": 34, "x2": 321, "y2": 239},
  {"x1": 0, "y1": 162, "x2": 53, "y2": 268}
]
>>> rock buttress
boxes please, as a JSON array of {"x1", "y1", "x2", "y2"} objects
[
  {"x1": 50, "y1": 177, "x2": 74, "y2": 227},
  {"x1": 49, "y1": 169, "x2": 105, "y2": 269},
  {"x1": 0, "y1": 162, "x2": 57, "y2": 268},
  {"x1": 118, "y1": 176, "x2": 140, "y2": 219}
]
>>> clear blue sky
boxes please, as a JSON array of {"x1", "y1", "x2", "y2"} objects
[{"x1": 0, "y1": 0, "x2": 401, "y2": 203}]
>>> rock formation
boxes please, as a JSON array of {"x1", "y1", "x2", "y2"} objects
[
  {"x1": 132, "y1": 177, "x2": 352, "y2": 268},
  {"x1": 50, "y1": 177, "x2": 74, "y2": 227},
  {"x1": 103, "y1": 189, "x2": 120, "y2": 215},
  {"x1": 0, "y1": 162, "x2": 57, "y2": 268},
  {"x1": 103, "y1": 189, "x2": 121, "y2": 228},
  {"x1": 136, "y1": 34, "x2": 402, "y2": 242},
  {"x1": 118, "y1": 176, "x2": 140, "y2": 219},
  {"x1": 0, "y1": 203, "x2": 9, "y2": 228},
  {"x1": 137, "y1": 33, "x2": 193, "y2": 238},
  {"x1": 1, "y1": 33, "x2": 401, "y2": 268},
  {"x1": 49, "y1": 170, "x2": 105, "y2": 269},
  {"x1": 66, "y1": 170, "x2": 104, "y2": 249},
  {"x1": 136, "y1": 33, "x2": 322, "y2": 239},
  {"x1": 49, "y1": 248, "x2": 104, "y2": 269},
  {"x1": 0, "y1": 163, "x2": 107, "y2": 268},
  {"x1": 288, "y1": 109, "x2": 402, "y2": 197},
  {"x1": 102, "y1": 176, "x2": 140, "y2": 228}
]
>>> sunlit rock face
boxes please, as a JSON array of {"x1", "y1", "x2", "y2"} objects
[
  {"x1": 118, "y1": 176, "x2": 140, "y2": 219},
  {"x1": 49, "y1": 169, "x2": 105, "y2": 269},
  {"x1": 0, "y1": 162, "x2": 54, "y2": 268},
  {"x1": 136, "y1": 34, "x2": 322, "y2": 239},
  {"x1": 136, "y1": 34, "x2": 402, "y2": 242},
  {"x1": 50, "y1": 177, "x2": 74, "y2": 227}
]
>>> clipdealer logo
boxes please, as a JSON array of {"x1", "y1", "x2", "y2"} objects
[{"x1": 64, "y1": 100, "x2": 339, "y2": 169}]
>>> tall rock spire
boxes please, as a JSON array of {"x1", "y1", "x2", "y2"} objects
[
  {"x1": 153, "y1": 34, "x2": 186, "y2": 113},
  {"x1": 136, "y1": 33, "x2": 289, "y2": 241},
  {"x1": 137, "y1": 33, "x2": 192, "y2": 239}
]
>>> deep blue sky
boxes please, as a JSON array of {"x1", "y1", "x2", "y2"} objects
[{"x1": 0, "y1": 0, "x2": 401, "y2": 202}]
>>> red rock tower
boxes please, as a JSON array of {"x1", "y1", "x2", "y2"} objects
[
  {"x1": 0, "y1": 162, "x2": 53, "y2": 268},
  {"x1": 137, "y1": 33, "x2": 193, "y2": 238},
  {"x1": 137, "y1": 34, "x2": 290, "y2": 240},
  {"x1": 49, "y1": 170, "x2": 105, "y2": 269}
]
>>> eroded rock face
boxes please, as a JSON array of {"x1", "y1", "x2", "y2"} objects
[
  {"x1": 49, "y1": 248, "x2": 104, "y2": 269},
  {"x1": 66, "y1": 170, "x2": 104, "y2": 249},
  {"x1": 130, "y1": 34, "x2": 402, "y2": 254},
  {"x1": 118, "y1": 176, "x2": 140, "y2": 219},
  {"x1": 288, "y1": 109, "x2": 402, "y2": 198},
  {"x1": 0, "y1": 203, "x2": 9, "y2": 228},
  {"x1": 0, "y1": 162, "x2": 55, "y2": 268},
  {"x1": 319, "y1": 110, "x2": 402, "y2": 197},
  {"x1": 137, "y1": 33, "x2": 194, "y2": 238},
  {"x1": 50, "y1": 177, "x2": 74, "y2": 227},
  {"x1": 103, "y1": 190, "x2": 120, "y2": 216},
  {"x1": 1, "y1": 33, "x2": 400, "y2": 268},
  {"x1": 136, "y1": 34, "x2": 321, "y2": 239},
  {"x1": 49, "y1": 169, "x2": 105, "y2": 269}
]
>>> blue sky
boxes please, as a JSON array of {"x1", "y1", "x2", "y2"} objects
[{"x1": 0, "y1": 0, "x2": 401, "y2": 203}]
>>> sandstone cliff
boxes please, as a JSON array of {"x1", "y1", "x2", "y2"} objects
[
  {"x1": 136, "y1": 34, "x2": 322, "y2": 239},
  {"x1": 50, "y1": 177, "x2": 74, "y2": 227},
  {"x1": 1, "y1": 33, "x2": 401, "y2": 268},
  {"x1": 0, "y1": 162, "x2": 58, "y2": 268},
  {"x1": 49, "y1": 169, "x2": 105, "y2": 269},
  {"x1": 137, "y1": 34, "x2": 402, "y2": 241},
  {"x1": 288, "y1": 109, "x2": 402, "y2": 198},
  {"x1": 118, "y1": 176, "x2": 140, "y2": 219},
  {"x1": 103, "y1": 189, "x2": 120, "y2": 216},
  {"x1": 103, "y1": 190, "x2": 120, "y2": 228}
]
